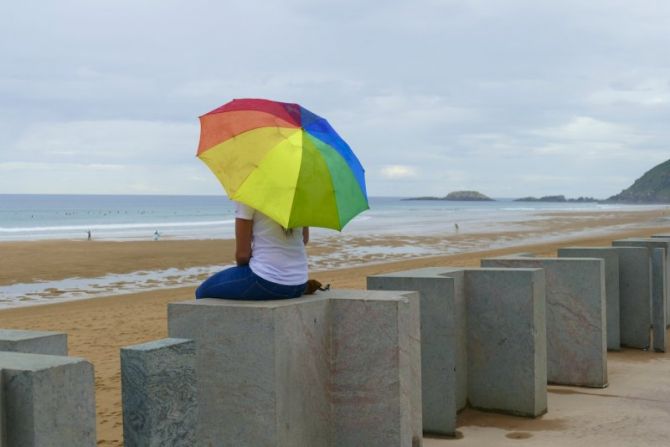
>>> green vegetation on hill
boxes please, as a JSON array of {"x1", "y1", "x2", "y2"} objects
[
  {"x1": 405, "y1": 190, "x2": 494, "y2": 201},
  {"x1": 515, "y1": 195, "x2": 598, "y2": 203},
  {"x1": 608, "y1": 159, "x2": 670, "y2": 203},
  {"x1": 444, "y1": 191, "x2": 493, "y2": 201}
]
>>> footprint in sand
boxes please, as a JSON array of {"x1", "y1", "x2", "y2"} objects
[{"x1": 506, "y1": 432, "x2": 533, "y2": 439}]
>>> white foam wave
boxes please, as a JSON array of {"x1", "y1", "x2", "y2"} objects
[{"x1": 0, "y1": 219, "x2": 235, "y2": 233}]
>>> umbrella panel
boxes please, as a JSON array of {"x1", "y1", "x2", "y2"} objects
[
  {"x1": 198, "y1": 110, "x2": 299, "y2": 156},
  {"x1": 233, "y1": 131, "x2": 304, "y2": 228},
  {"x1": 298, "y1": 133, "x2": 368, "y2": 229},
  {"x1": 198, "y1": 126, "x2": 301, "y2": 198}
]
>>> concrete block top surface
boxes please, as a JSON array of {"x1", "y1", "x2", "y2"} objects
[
  {"x1": 370, "y1": 266, "x2": 545, "y2": 278},
  {"x1": 171, "y1": 289, "x2": 417, "y2": 310},
  {"x1": 613, "y1": 238, "x2": 670, "y2": 248},
  {"x1": 369, "y1": 266, "x2": 464, "y2": 278},
  {"x1": 612, "y1": 240, "x2": 655, "y2": 248},
  {"x1": 464, "y1": 267, "x2": 545, "y2": 273},
  {"x1": 0, "y1": 329, "x2": 65, "y2": 341},
  {"x1": 0, "y1": 351, "x2": 86, "y2": 371},
  {"x1": 616, "y1": 237, "x2": 668, "y2": 243},
  {"x1": 487, "y1": 255, "x2": 601, "y2": 263},
  {"x1": 122, "y1": 337, "x2": 193, "y2": 352},
  {"x1": 559, "y1": 246, "x2": 618, "y2": 252},
  {"x1": 320, "y1": 289, "x2": 417, "y2": 302},
  {"x1": 557, "y1": 248, "x2": 620, "y2": 263},
  {"x1": 171, "y1": 295, "x2": 328, "y2": 310}
]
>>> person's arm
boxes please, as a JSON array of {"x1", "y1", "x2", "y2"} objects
[
  {"x1": 235, "y1": 218, "x2": 253, "y2": 265},
  {"x1": 302, "y1": 227, "x2": 309, "y2": 245}
]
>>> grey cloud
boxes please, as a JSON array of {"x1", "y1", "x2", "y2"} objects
[{"x1": 1, "y1": 0, "x2": 669, "y2": 197}]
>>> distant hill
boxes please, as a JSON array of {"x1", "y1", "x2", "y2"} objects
[
  {"x1": 405, "y1": 190, "x2": 494, "y2": 201},
  {"x1": 608, "y1": 159, "x2": 670, "y2": 203},
  {"x1": 445, "y1": 191, "x2": 493, "y2": 201},
  {"x1": 515, "y1": 195, "x2": 599, "y2": 203}
]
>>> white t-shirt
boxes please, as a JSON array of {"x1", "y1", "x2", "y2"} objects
[{"x1": 235, "y1": 202, "x2": 308, "y2": 285}]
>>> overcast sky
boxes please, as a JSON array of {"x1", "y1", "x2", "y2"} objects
[{"x1": 1, "y1": 0, "x2": 669, "y2": 198}]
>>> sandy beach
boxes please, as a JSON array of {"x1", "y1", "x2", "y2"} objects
[{"x1": 1, "y1": 209, "x2": 670, "y2": 446}]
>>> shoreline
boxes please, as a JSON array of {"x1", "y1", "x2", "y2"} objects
[
  {"x1": 2, "y1": 223, "x2": 669, "y2": 311},
  {"x1": 1, "y1": 207, "x2": 669, "y2": 309}
]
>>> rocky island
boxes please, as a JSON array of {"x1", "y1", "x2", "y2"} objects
[
  {"x1": 515, "y1": 195, "x2": 599, "y2": 203},
  {"x1": 405, "y1": 190, "x2": 494, "y2": 201}
]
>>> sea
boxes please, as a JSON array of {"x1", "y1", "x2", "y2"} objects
[
  {"x1": 0, "y1": 194, "x2": 667, "y2": 308},
  {"x1": 0, "y1": 194, "x2": 660, "y2": 242}
]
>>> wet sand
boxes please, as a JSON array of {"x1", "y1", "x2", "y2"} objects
[{"x1": 1, "y1": 211, "x2": 670, "y2": 445}]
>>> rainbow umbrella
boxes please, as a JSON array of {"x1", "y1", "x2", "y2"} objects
[{"x1": 197, "y1": 98, "x2": 368, "y2": 230}]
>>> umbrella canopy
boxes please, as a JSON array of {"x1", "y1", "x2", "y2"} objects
[{"x1": 197, "y1": 98, "x2": 368, "y2": 230}]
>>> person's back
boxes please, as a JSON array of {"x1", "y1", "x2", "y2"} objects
[
  {"x1": 195, "y1": 201, "x2": 308, "y2": 300},
  {"x1": 239, "y1": 203, "x2": 307, "y2": 286}
]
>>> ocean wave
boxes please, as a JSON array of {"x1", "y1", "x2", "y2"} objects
[
  {"x1": 0, "y1": 219, "x2": 236, "y2": 233},
  {"x1": 502, "y1": 207, "x2": 537, "y2": 211}
]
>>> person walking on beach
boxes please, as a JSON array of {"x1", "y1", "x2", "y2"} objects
[
  {"x1": 153, "y1": 230, "x2": 160, "y2": 241},
  {"x1": 195, "y1": 201, "x2": 308, "y2": 300},
  {"x1": 87, "y1": 229, "x2": 92, "y2": 240}
]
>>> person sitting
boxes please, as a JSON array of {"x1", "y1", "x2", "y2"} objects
[{"x1": 195, "y1": 201, "x2": 308, "y2": 300}]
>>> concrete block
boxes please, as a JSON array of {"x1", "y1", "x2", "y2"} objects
[
  {"x1": 329, "y1": 290, "x2": 422, "y2": 447},
  {"x1": 0, "y1": 329, "x2": 67, "y2": 355},
  {"x1": 652, "y1": 248, "x2": 667, "y2": 352},
  {"x1": 0, "y1": 351, "x2": 96, "y2": 446},
  {"x1": 368, "y1": 267, "x2": 547, "y2": 426},
  {"x1": 613, "y1": 238, "x2": 670, "y2": 328},
  {"x1": 121, "y1": 338, "x2": 197, "y2": 447},
  {"x1": 169, "y1": 297, "x2": 330, "y2": 446},
  {"x1": 611, "y1": 246, "x2": 652, "y2": 348},
  {"x1": 482, "y1": 257, "x2": 607, "y2": 388},
  {"x1": 463, "y1": 268, "x2": 547, "y2": 416},
  {"x1": 1, "y1": 369, "x2": 4, "y2": 447},
  {"x1": 557, "y1": 248, "x2": 621, "y2": 350},
  {"x1": 367, "y1": 268, "x2": 466, "y2": 436},
  {"x1": 654, "y1": 237, "x2": 670, "y2": 328},
  {"x1": 168, "y1": 290, "x2": 422, "y2": 447}
]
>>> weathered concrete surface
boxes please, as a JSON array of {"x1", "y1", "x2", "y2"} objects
[
  {"x1": 368, "y1": 268, "x2": 466, "y2": 436},
  {"x1": 424, "y1": 342, "x2": 670, "y2": 447},
  {"x1": 368, "y1": 267, "x2": 547, "y2": 426},
  {"x1": 653, "y1": 237, "x2": 670, "y2": 328},
  {"x1": 0, "y1": 327, "x2": 71, "y2": 447},
  {"x1": 170, "y1": 297, "x2": 332, "y2": 446},
  {"x1": 613, "y1": 238, "x2": 670, "y2": 329},
  {"x1": 0, "y1": 329, "x2": 67, "y2": 355},
  {"x1": 463, "y1": 268, "x2": 547, "y2": 417},
  {"x1": 1, "y1": 368, "x2": 4, "y2": 447},
  {"x1": 168, "y1": 290, "x2": 422, "y2": 447},
  {"x1": 0, "y1": 351, "x2": 96, "y2": 446},
  {"x1": 330, "y1": 290, "x2": 422, "y2": 447},
  {"x1": 557, "y1": 248, "x2": 621, "y2": 350},
  {"x1": 652, "y1": 248, "x2": 668, "y2": 352},
  {"x1": 121, "y1": 338, "x2": 197, "y2": 447},
  {"x1": 482, "y1": 257, "x2": 608, "y2": 388},
  {"x1": 611, "y1": 246, "x2": 652, "y2": 349}
]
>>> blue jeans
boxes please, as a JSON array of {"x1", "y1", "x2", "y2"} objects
[{"x1": 195, "y1": 265, "x2": 306, "y2": 300}]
